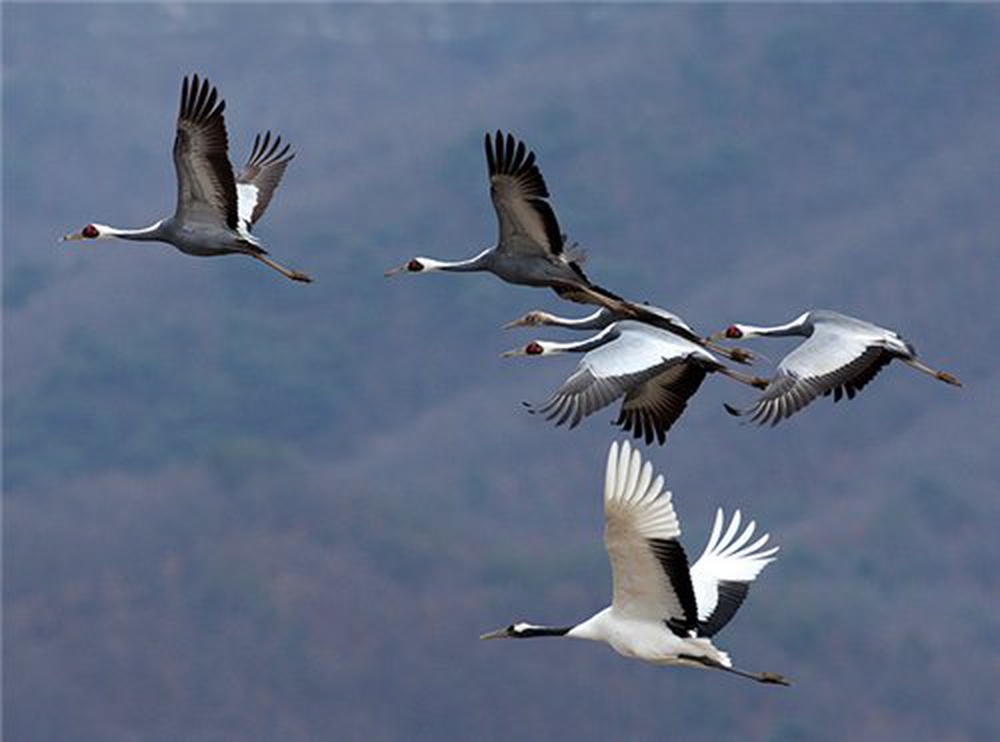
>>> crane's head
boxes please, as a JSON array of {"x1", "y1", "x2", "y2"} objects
[
  {"x1": 479, "y1": 623, "x2": 524, "y2": 640},
  {"x1": 500, "y1": 341, "x2": 547, "y2": 358},
  {"x1": 62, "y1": 223, "x2": 105, "y2": 242},
  {"x1": 710, "y1": 324, "x2": 749, "y2": 341},
  {"x1": 502, "y1": 311, "x2": 555, "y2": 330},
  {"x1": 384, "y1": 256, "x2": 459, "y2": 277}
]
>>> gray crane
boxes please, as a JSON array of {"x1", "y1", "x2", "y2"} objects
[
  {"x1": 714, "y1": 309, "x2": 961, "y2": 426},
  {"x1": 481, "y1": 440, "x2": 788, "y2": 686},
  {"x1": 63, "y1": 74, "x2": 311, "y2": 283},
  {"x1": 502, "y1": 316, "x2": 767, "y2": 444},
  {"x1": 385, "y1": 130, "x2": 632, "y2": 313},
  {"x1": 503, "y1": 304, "x2": 754, "y2": 365}
]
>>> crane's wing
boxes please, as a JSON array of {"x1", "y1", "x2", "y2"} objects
[
  {"x1": 236, "y1": 131, "x2": 295, "y2": 229},
  {"x1": 614, "y1": 362, "x2": 709, "y2": 445},
  {"x1": 527, "y1": 325, "x2": 689, "y2": 430},
  {"x1": 603, "y1": 441, "x2": 699, "y2": 632},
  {"x1": 485, "y1": 130, "x2": 565, "y2": 258},
  {"x1": 725, "y1": 327, "x2": 895, "y2": 426},
  {"x1": 689, "y1": 509, "x2": 778, "y2": 637},
  {"x1": 173, "y1": 74, "x2": 239, "y2": 230}
]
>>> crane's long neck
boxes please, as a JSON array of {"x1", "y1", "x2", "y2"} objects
[
  {"x1": 419, "y1": 249, "x2": 492, "y2": 273},
  {"x1": 514, "y1": 623, "x2": 575, "y2": 638},
  {"x1": 739, "y1": 313, "x2": 811, "y2": 339},
  {"x1": 540, "y1": 325, "x2": 619, "y2": 355},
  {"x1": 100, "y1": 220, "x2": 167, "y2": 242},
  {"x1": 542, "y1": 308, "x2": 615, "y2": 331}
]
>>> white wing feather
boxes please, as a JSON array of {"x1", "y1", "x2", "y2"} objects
[
  {"x1": 689, "y1": 508, "x2": 778, "y2": 623},
  {"x1": 603, "y1": 441, "x2": 690, "y2": 622}
]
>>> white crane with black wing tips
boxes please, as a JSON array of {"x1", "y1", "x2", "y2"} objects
[
  {"x1": 501, "y1": 316, "x2": 767, "y2": 444},
  {"x1": 62, "y1": 74, "x2": 311, "y2": 283},
  {"x1": 480, "y1": 440, "x2": 788, "y2": 685},
  {"x1": 385, "y1": 131, "x2": 634, "y2": 314},
  {"x1": 713, "y1": 309, "x2": 961, "y2": 426}
]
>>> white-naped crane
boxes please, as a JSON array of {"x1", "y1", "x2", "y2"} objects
[
  {"x1": 714, "y1": 309, "x2": 962, "y2": 426},
  {"x1": 501, "y1": 319, "x2": 767, "y2": 444},
  {"x1": 481, "y1": 440, "x2": 788, "y2": 686},
  {"x1": 62, "y1": 74, "x2": 311, "y2": 283},
  {"x1": 503, "y1": 304, "x2": 755, "y2": 365},
  {"x1": 384, "y1": 131, "x2": 632, "y2": 313}
]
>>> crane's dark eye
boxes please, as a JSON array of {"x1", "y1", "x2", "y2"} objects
[
  {"x1": 82, "y1": 224, "x2": 99, "y2": 239},
  {"x1": 407, "y1": 259, "x2": 423, "y2": 272},
  {"x1": 526, "y1": 342, "x2": 544, "y2": 355},
  {"x1": 725, "y1": 325, "x2": 742, "y2": 339}
]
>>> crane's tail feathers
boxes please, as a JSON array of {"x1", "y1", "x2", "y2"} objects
[
  {"x1": 250, "y1": 254, "x2": 313, "y2": 283},
  {"x1": 563, "y1": 240, "x2": 588, "y2": 265}
]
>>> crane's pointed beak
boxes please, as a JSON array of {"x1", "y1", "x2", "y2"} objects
[
  {"x1": 500, "y1": 347, "x2": 527, "y2": 359},
  {"x1": 479, "y1": 626, "x2": 512, "y2": 640},
  {"x1": 501, "y1": 317, "x2": 530, "y2": 330},
  {"x1": 383, "y1": 263, "x2": 406, "y2": 278},
  {"x1": 61, "y1": 232, "x2": 84, "y2": 242},
  {"x1": 708, "y1": 330, "x2": 728, "y2": 342}
]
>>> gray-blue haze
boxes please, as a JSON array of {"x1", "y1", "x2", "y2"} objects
[{"x1": 4, "y1": 4, "x2": 999, "y2": 741}]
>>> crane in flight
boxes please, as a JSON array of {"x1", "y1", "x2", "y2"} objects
[
  {"x1": 385, "y1": 131, "x2": 635, "y2": 314},
  {"x1": 63, "y1": 74, "x2": 311, "y2": 283},
  {"x1": 481, "y1": 440, "x2": 788, "y2": 686},
  {"x1": 502, "y1": 313, "x2": 767, "y2": 444},
  {"x1": 714, "y1": 309, "x2": 961, "y2": 426}
]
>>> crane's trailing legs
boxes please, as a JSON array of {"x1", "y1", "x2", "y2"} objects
[
  {"x1": 716, "y1": 367, "x2": 770, "y2": 389},
  {"x1": 681, "y1": 655, "x2": 791, "y2": 686},
  {"x1": 251, "y1": 253, "x2": 313, "y2": 283},
  {"x1": 902, "y1": 358, "x2": 961, "y2": 387}
]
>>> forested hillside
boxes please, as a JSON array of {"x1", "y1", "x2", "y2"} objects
[{"x1": 5, "y1": 5, "x2": 999, "y2": 740}]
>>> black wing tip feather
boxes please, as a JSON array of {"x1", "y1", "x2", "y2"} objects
[
  {"x1": 180, "y1": 73, "x2": 225, "y2": 124},
  {"x1": 246, "y1": 130, "x2": 295, "y2": 169},
  {"x1": 484, "y1": 129, "x2": 550, "y2": 198}
]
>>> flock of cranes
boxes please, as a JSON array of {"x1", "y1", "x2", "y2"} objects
[{"x1": 63, "y1": 75, "x2": 962, "y2": 686}]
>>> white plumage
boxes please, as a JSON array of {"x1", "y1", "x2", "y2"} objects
[{"x1": 481, "y1": 441, "x2": 788, "y2": 685}]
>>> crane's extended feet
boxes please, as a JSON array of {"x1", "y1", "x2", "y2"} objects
[
  {"x1": 684, "y1": 655, "x2": 790, "y2": 686},
  {"x1": 252, "y1": 254, "x2": 313, "y2": 283},
  {"x1": 705, "y1": 340, "x2": 754, "y2": 365},
  {"x1": 936, "y1": 371, "x2": 961, "y2": 387},
  {"x1": 719, "y1": 368, "x2": 770, "y2": 390},
  {"x1": 903, "y1": 358, "x2": 962, "y2": 387}
]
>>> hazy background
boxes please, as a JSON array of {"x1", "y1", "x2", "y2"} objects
[{"x1": 5, "y1": 3, "x2": 999, "y2": 740}]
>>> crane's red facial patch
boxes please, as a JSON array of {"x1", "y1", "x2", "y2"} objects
[
  {"x1": 82, "y1": 224, "x2": 99, "y2": 239},
  {"x1": 525, "y1": 342, "x2": 544, "y2": 355},
  {"x1": 725, "y1": 325, "x2": 743, "y2": 339},
  {"x1": 407, "y1": 259, "x2": 424, "y2": 272}
]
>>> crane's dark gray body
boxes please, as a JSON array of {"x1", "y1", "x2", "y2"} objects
[{"x1": 386, "y1": 131, "x2": 626, "y2": 310}]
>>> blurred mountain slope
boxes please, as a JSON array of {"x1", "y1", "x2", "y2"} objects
[{"x1": 5, "y1": 4, "x2": 999, "y2": 741}]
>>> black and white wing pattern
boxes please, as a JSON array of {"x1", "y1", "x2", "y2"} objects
[
  {"x1": 603, "y1": 441, "x2": 699, "y2": 634},
  {"x1": 236, "y1": 130, "x2": 295, "y2": 230},
  {"x1": 485, "y1": 130, "x2": 565, "y2": 258},
  {"x1": 613, "y1": 362, "x2": 709, "y2": 445},
  {"x1": 528, "y1": 324, "x2": 715, "y2": 441},
  {"x1": 173, "y1": 74, "x2": 239, "y2": 230},
  {"x1": 726, "y1": 325, "x2": 898, "y2": 426},
  {"x1": 688, "y1": 509, "x2": 778, "y2": 637}
]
